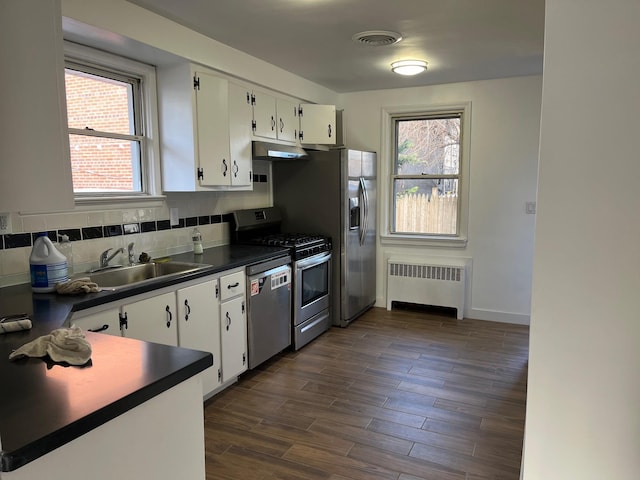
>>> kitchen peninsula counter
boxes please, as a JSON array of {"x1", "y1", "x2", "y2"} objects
[{"x1": 0, "y1": 244, "x2": 287, "y2": 474}]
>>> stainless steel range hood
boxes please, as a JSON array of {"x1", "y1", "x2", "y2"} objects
[{"x1": 252, "y1": 141, "x2": 308, "y2": 160}]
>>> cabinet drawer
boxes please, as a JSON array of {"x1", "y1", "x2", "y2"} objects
[{"x1": 220, "y1": 271, "x2": 245, "y2": 301}]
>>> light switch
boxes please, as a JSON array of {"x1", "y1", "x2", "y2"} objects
[{"x1": 525, "y1": 202, "x2": 536, "y2": 214}]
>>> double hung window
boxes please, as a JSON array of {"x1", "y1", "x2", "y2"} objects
[
  {"x1": 64, "y1": 42, "x2": 160, "y2": 200},
  {"x1": 391, "y1": 111, "x2": 464, "y2": 237}
]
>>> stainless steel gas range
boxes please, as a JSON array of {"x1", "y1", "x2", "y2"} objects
[{"x1": 232, "y1": 207, "x2": 332, "y2": 351}]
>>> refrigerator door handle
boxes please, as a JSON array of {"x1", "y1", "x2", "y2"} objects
[{"x1": 359, "y1": 176, "x2": 368, "y2": 245}]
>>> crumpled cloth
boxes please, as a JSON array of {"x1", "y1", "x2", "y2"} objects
[
  {"x1": 9, "y1": 326, "x2": 92, "y2": 365},
  {"x1": 56, "y1": 277, "x2": 100, "y2": 294}
]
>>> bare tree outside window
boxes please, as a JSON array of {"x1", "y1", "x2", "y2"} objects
[{"x1": 393, "y1": 114, "x2": 462, "y2": 235}]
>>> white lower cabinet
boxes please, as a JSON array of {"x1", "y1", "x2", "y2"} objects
[
  {"x1": 219, "y1": 270, "x2": 248, "y2": 383},
  {"x1": 176, "y1": 279, "x2": 222, "y2": 396},
  {"x1": 122, "y1": 292, "x2": 178, "y2": 346},
  {"x1": 69, "y1": 269, "x2": 248, "y2": 399},
  {"x1": 70, "y1": 307, "x2": 120, "y2": 336},
  {"x1": 220, "y1": 295, "x2": 247, "y2": 383},
  {"x1": 71, "y1": 292, "x2": 179, "y2": 346}
]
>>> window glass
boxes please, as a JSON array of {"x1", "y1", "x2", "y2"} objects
[
  {"x1": 392, "y1": 114, "x2": 462, "y2": 236},
  {"x1": 65, "y1": 69, "x2": 136, "y2": 135},
  {"x1": 64, "y1": 58, "x2": 148, "y2": 197},
  {"x1": 69, "y1": 135, "x2": 142, "y2": 193},
  {"x1": 393, "y1": 178, "x2": 458, "y2": 235}
]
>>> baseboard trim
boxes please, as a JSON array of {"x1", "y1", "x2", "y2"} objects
[
  {"x1": 375, "y1": 298, "x2": 530, "y2": 326},
  {"x1": 467, "y1": 308, "x2": 530, "y2": 325}
]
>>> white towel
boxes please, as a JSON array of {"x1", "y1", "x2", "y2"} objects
[
  {"x1": 56, "y1": 278, "x2": 100, "y2": 295},
  {"x1": 9, "y1": 326, "x2": 92, "y2": 365}
]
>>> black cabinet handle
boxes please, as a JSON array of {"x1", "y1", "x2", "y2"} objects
[
  {"x1": 225, "y1": 311, "x2": 231, "y2": 331},
  {"x1": 88, "y1": 324, "x2": 109, "y2": 333},
  {"x1": 227, "y1": 282, "x2": 240, "y2": 289},
  {"x1": 184, "y1": 299, "x2": 191, "y2": 321},
  {"x1": 222, "y1": 158, "x2": 228, "y2": 176},
  {"x1": 328, "y1": 124, "x2": 332, "y2": 138},
  {"x1": 271, "y1": 115, "x2": 276, "y2": 131},
  {"x1": 166, "y1": 305, "x2": 172, "y2": 328}
]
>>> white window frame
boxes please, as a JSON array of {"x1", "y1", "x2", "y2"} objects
[
  {"x1": 64, "y1": 41, "x2": 163, "y2": 206},
  {"x1": 380, "y1": 102, "x2": 471, "y2": 248}
]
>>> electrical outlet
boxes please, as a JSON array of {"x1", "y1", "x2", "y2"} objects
[
  {"x1": 170, "y1": 208, "x2": 179, "y2": 226},
  {"x1": 0, "y1": 213, "x2": 12, "y2": 234}
]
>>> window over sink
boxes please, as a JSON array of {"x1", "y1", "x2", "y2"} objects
[{"x1": 64, "y1": 42, "x2": 162, "y2": 202}]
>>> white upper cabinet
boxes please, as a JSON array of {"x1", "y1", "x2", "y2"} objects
[
  {"x1": 157, "y1": 63, "x2": 252, "y2": 191},
  {"x1": 251, "y1": 91, "x2": 298, "y2": 143},
  {"x1": 251, "y1": 90, "x2": 277, "y2": 139},
  {"x1": 0, "y1": 0, "x2": 74, "y2": 213},
  {"x1": 276, "y1": 98, "x2": 299, "y2": 143},
  {"x1": 228, "y1": 82, "x2": 253, "y2": 186},
  {"x1": 194, "y1": 71, "x2": 231, "y2": 187},
  {"x1": 298, "y1": 104, "x2": 338, "y2": 145}
]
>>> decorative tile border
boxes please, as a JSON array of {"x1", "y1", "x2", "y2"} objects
[{"x1": 1, "y1": 215, "x2": 228, "y2": 249}]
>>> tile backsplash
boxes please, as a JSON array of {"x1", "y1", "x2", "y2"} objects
[{"x1": 0, "y1": 207, "x2": 232, "y2": 287}]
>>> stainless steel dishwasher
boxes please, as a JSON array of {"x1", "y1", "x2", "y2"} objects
[{"x1": 246, "y1": 255, "x2": 292, "y2": 369}]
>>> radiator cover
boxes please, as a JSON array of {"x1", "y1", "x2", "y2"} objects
[{"x1": 386, "y1": 258, "x2": 466, "y2": 319}]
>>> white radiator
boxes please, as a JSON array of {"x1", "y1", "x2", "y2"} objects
[{"x1": 386, "y1": 258, "x2": 466, "y2": 319}]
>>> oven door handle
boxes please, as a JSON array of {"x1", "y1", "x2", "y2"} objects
[{"x1": 296, "y1": 252, "x2": 332, "y2": 270}]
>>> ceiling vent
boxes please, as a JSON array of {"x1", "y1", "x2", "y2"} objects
[{"x1": 352, "y1": 30, "x2": 403, "y2": 47}]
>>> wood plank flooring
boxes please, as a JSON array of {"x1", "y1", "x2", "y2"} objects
[{"x1": 203, "y1": 306, "x2": 529, "y2": 480}]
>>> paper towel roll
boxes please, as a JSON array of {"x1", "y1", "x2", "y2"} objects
[{"x1": 0, "y1": 319, "x2": 33, "y2": 334}]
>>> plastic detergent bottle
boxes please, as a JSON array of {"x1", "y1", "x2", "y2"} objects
[{"x1": 29, "y1": 233, "x2": 68, "y2": 293}]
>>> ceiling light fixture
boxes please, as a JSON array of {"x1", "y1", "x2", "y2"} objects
[{"x1": 391, "y1": 60, "x2": 428, "y2": 76}]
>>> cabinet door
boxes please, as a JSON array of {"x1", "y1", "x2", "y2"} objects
[
  {"x1": 195, "y1": 71, "x2": 231, "y2": 186},
  {"x1": 252, "y1": 90, "x2": 277, "y2": 139},
  {"x1": 220, "y1": 296, "x2": 247, "y2": 382},
  {"x1": 276, "y1": 99, "x2": 298, "y2": 143},
  {"x1": 71, "y1": 308, "x2": 121, "y2": 337},
  {"x1": 228, "y1": 82, "x2": 253, "y2": 187},
  {"x1": 123, "y1": 292, "x2": 178, "y2": 346},
  {"x1": 176, "y1": 280, "x2": 222, "y2": 395},
  {"x1": 299, "y1": 104, "x2": 337, "y2": 144}
]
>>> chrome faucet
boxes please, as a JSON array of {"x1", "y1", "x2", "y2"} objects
[
  {"x1": 127, "y1": 242, "x2": 136, "y2": 265},
  {"x1": 99, "y1": 247, "x2": 125, "y2": 268}
]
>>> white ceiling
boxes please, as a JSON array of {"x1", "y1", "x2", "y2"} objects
[{"x1": 126, "y1": 0, "x2": 545, "y2": 93}]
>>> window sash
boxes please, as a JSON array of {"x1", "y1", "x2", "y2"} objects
[
  {"x1": 65, "y1": 60, "x2": 148, "y2": 197},
  {"x1": 391, "y1": 112, "x2": 463, "y2": 236}
]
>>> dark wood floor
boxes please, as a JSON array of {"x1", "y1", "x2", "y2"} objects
[{"x1": 203, "y1": 306, "x2": 529, "y2": 480}]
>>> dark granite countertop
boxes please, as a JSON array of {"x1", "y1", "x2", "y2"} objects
[{"x1": 0, "y1": 244, "x2": 288, "y2": 472}]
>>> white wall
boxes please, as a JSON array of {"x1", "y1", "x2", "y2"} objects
[
  {"x1": 523, "y1": 1, "x2": 640, "y2": 478},
  {"x1": 61, "y1": 0, "x2": 337, "y2": 105},
  {"x1": 340, "y1": 75, "x2": 542, "y2": 324}
]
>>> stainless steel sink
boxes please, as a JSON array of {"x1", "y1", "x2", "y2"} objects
[{"x1": 85, "y1": 261, "x2": 209, "y2": 289}]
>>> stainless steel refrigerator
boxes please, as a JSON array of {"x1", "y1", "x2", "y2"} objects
[{"x1": 272, "y1": 149, "x2": 376, "y2": 327}]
